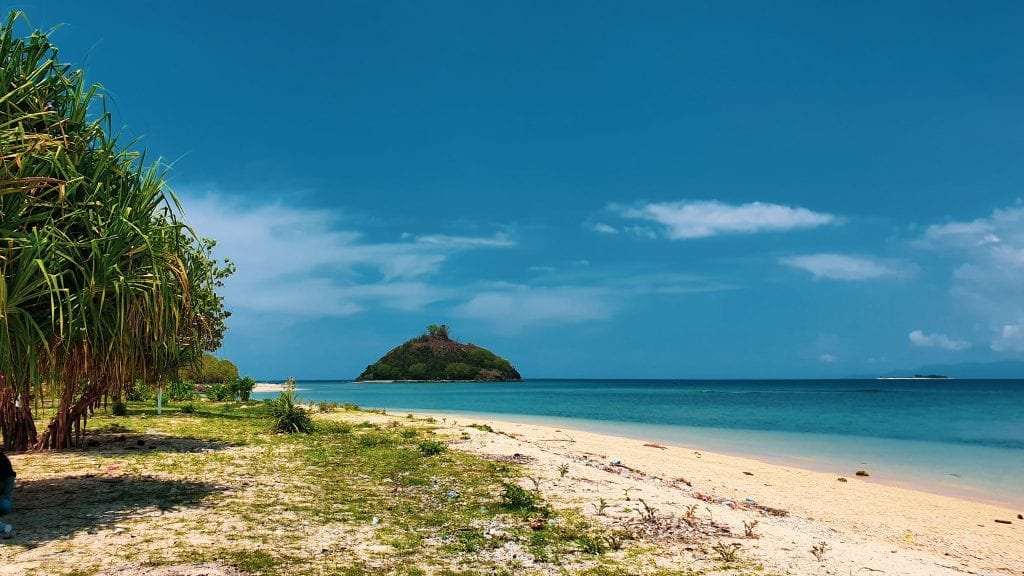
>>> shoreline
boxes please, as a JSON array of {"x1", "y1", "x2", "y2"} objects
[
  {"x1": 390, "y1": 408, "x2": 1024, "y2": 509},
  {"x1": 420, "y1": 410, "x2": 1023, "y2": 575}
]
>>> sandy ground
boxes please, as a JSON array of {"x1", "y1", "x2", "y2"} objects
[
  {"x1": 251, "y1": 383, "x2": 285, "y2": 393},
  {"x1": 1, "y1": 410, "x2": 1021, "y2": 576},
  {"x1": 426, "y1": 412, "x2": 1024, "y2": 576}
]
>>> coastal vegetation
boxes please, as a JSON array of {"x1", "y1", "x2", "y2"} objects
[
  {"x1": 0, "y1": 399, "x2": 771, "y2": 575},
  {"x1": 180, "y1": 353, "x2": 241, "y2": 384},
  {"x1": 0, "y1": 12, "x2": 231, "y2": 450},
  {"x1": 357, "y1": 324, "x2": 521, "y2": 381}
]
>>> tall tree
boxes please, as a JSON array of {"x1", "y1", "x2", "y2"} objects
[{"x1": 0, "y1": 12, "x2": 231, "y2": 450}]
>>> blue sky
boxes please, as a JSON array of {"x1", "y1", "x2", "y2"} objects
[{"x1": 19, "y1": 1, "x2": 1024, "y2": 378}]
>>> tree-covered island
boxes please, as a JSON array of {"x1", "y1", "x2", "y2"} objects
[{"x1": 357, "y1": 324, "x2": 522, "y2": 381}]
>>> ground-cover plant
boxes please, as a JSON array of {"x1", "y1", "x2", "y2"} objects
[
  {"x1": 8, "y1": 401, "x2": 722, "y2": 576},
  {"x1": 417, "y1": 439, "x2": 447, "y2": 455},
  {"x1": 265, "y1": 380, "x2": 313, "y2": 433},
  {"x1": 168, "y1": 380, "x2": 198, "y2": 402}
]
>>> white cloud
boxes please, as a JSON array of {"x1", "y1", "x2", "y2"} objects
[
  {"x1": 992, "y1": 325, "x2": 1024, "y2": 352},
  {"x1": 454, "y1": 273, "x2": 732, "y2": 331},
  {"x1": 908, "y1": 330, "x2": 970, "y2": 351},
  {"x1": 613, "y1": 200, "x2": 836, "y2": 239},
  {"x1": 623, "y1": 225, "x2": 658, "y2": 239},
  {"x1": 779, "y1": 253, "x2": 914, "y2": 281},
  {"x1": 916, "y1": 206, "x2": 1024, "y2": 351},
  {"x1": 179, "y1": 192, "x2": 510, "y2": 318},
  {"x1": 413, "y1": 232, "x2": 515, "y2": 248},
  {"x1": 819, "y1": 353, "x2": 838, "y2": 363},
  {"x1": 454, "y1": 285, "x2": 614, "y2": 330},
  {"x1": 592, "y1": 223, "x2": 619, "y2": 234}
]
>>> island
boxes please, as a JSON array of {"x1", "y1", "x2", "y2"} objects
[
  {"x1": 877, "y1": 374, "x2": 950, "y2": 380},
  {"x1": 356, "y1": 324, "x2": 522, "y2": 381}
]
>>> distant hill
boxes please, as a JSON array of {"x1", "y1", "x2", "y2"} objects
[
  {"x1": 356, "y1": 325, "x2": 522, "y2": 382},
  {"x1": 874, "y1": 360, "x2": 1024, "y2": 379}
]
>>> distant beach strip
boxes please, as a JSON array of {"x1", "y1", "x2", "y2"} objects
[{"x1": 252, "y1": 382, "x2": 309, "y2": 393}]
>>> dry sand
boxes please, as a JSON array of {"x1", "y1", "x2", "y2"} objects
[
  {"x1": 2, "y1": 409, "x2": 1021, "y2": 575},
  {"x1": 429, "y1": 412, "x2": 1024, "y2": 575}
]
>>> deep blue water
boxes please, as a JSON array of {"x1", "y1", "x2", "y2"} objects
[{"x1": 254, "y1": 379, "x2": 1024, "y2": 505}]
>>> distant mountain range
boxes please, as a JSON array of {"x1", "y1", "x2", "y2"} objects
[{"x1": 869, "y1": 360, "x2": 1024, "y2": 379}]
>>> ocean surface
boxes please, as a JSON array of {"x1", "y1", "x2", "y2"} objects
[{"x1": 253, "y1": 379, "x2": 1024, "y2": 506}]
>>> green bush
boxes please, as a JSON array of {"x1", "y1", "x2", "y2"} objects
[
  {"x1": 167, "y1": 379, "x2": 197, "y2": 401},
  {"x1": 181, "y1": 403, "x2": 196, "y2": 414},
  {"x1": 126, "y1": 379, "x2": 154, "y2": 401},
  {"x1": 407, "y1": 363, "x2": 427, "y2": 379},
  {"x1": 444, "y1": 362, "x2": 477, "y2": 380},
  {"x1": 266, "y1": 389, "x2": 312, "y2": 433},
  {"x1": 111, "y1": 401, "x2": 127, "y2": 416},
  {"x1": 500, "y1": 483, "x2": 538, "y2": 512},
  {"x1": 205, "y1": 382, "x2": 234, "y2": 402},
  {"x1": 232, "y1": 376, "x2": 257, "y2": 401},
  {"x1": 360, "y1": 433, "x2": 393, "y2": 448},
  {"x1": 180, "y1": 353, "x2": 240, "y2": 384},
  {"x1": 417, "y1": 440, "x2": 446, "y2": 456}
]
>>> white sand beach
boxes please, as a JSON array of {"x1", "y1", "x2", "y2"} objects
[{"x1": 424, "y1": 412, "x2": 1024, "y2": 575}]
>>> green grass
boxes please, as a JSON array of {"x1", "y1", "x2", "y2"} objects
[{"x1": 8, "y1": 399, "x2": 764, "y2": 576}]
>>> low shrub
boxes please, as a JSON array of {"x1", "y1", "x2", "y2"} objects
[
  {"x1": 232, "y1": 376, "x2": 256, "y2": 401},
  {"x1": 500, "y1": 482, "x2": 538, "y2": 512},
  {"x1": 417, "y1": 440, "x2": 446, "y2": 456},
  {"x1": 167, "y1": 379, "x2": 197, "y2": 401},
  {"x1": 111, "y1": 401, "x2": 127, "y2": 416},
  {"x1": 205, "y1": 382, "x2": 234, "y2": 402},
  {"x1": 266, "y1": 388, "x2": 313, "y2": 433}
]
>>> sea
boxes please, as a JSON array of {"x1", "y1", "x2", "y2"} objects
[{"x1": 253, "y1": 379, "x2": 1024, "y2": 507}]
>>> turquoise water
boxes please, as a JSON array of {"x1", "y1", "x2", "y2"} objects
[{"x1": 254, "y1": 379, "x2": 1024, "y2": 506}]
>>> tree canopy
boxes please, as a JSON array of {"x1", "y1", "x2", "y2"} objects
[
  {"x1": 357, "y1": 325, "x2": 521, "y2": 382},
  {"x1": 0, "y1": 12, "x2": 231, "y2": 450}
]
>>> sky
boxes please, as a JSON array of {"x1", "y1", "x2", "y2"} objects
[{"x1": 14, "y1": 1, "x2": 1024, "y2": 378}]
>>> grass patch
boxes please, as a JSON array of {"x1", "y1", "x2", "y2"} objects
[{"x1": 6, "y1": 400, "x2": 722, "y2": 575}]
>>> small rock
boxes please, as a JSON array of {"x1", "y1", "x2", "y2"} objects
[
  {"x1": 1018, "y1": 514, "x2": 1023, "y2": 520},
  {"x1": 994, "y1": 519, "x2": 1012, "y2": 524},
  {"x1": 529, "y1": 518, "x2": 546, "y2": 530},
  {"x1": 742, "y1": 471, "x2": 754, "y2": 476},
  {"x1": 837, "y1": 477, "x2": 848, "y2": 482},
  {"x1": 855, "y1": 470, "x2": 869, "y2": 477}
]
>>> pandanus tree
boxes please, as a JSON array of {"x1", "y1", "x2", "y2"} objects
[{"x1": 0, "y1": 12, "x2": 231, "y2": 450}]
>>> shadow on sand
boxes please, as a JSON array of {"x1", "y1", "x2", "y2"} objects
[{"x1": 9, "y1": 473, "x2": 223, "y2": 547}]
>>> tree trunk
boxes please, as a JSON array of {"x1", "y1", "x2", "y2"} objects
[{"x1": 0, "y1": 388, "x2": 37, "y2": 452}]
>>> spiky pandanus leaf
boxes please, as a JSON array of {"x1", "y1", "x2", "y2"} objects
[{"x1": 0, "y1": 11, "x2": 232, "y2": 450}]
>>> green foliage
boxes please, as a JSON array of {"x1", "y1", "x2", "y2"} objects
[
  {"x1": 265, "y1": 380, "x2": 312, "y2": 433},
  {"x1": 182, "y1": 354, "x2": 240, "y2": 384},
  {"x1": 168, "y1": 380, "x2": 198, "y2": 402},
  {"x1": 204, "y1": 375, "x2": 255, "y2": 402},
  {"x1": 417, "y1": 440, "x2": 447, "y2": 456},
  {"x1": 111, "y1": 401, "x2": 128, "y2": 417},
  {"x1": 356, "y1": 326, "x2": 521, "y2": 381},
  {"x1": 407, "y1": 362, "x2": 428, "y2": 379},
  {"x1": 232, "y1": 376, "x2": 256, "y2": 401},
  {"x1": 500, "y1": 483, "x2": 538, "y2": 512},
  {"x1": 205, "y1": 382, "x2": 234, "y2": 402},
  {"x1": 0, "y1": 12, "x2": 233, "y2": 450},
  {"x1": 425, "y1": 323, "x2": 450, "y2": 339},
  {"x1": 444, "y1": 362, "x2": 477, "y2": 380},
  {"x1": 181, "y1": 403, "x2": 196, "y2": 414},
  {"x1": 126, "y1": 380, "x2": 155, "y2": 402}
]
